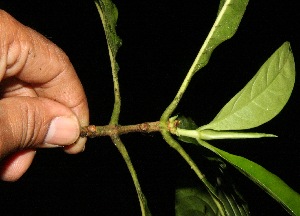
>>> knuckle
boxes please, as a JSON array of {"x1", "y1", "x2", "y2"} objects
[{"x1": 18, "y1": 99, "x2": 45, "y2": 148}]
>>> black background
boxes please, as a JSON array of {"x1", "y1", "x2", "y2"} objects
[{"x1": 0, "y1": 1, "x2": 299, "y2": 215}]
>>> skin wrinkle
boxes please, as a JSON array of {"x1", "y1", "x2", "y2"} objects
[
  {"x1": 0, "y1": 40, "x2": 8, "y2": 81},
  {"x1": 0, "y1": 10, "x2": 89, "y2": 180},
  {"x1": 0, "y1": 105, "x2": 18, "y2": 155},
  {"x1": 0, "y1": 11, "x2": 8, "y2": 80},
  {"x1": 1, "y1": 14, "x2": 87, "y2": 118},
  {"x1": 0, "y1": 77, "x2": 35, "y2": 97},
  {"x1": 24, "y1": 101, "x2": 45, "y2": 148},
  {"x1": 6, "y1": 27, "x2": 21, "y2": 70},
  {"x1": 34, "y1": 69, "x2": 86, "y2": 110},
  {"x1": 1, "y1": 12, "x2": 29, "y2": 79}
]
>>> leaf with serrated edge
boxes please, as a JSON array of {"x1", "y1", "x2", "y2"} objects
[{"x1": 200, "y1": 42, "x2": 295, "y2": 131}]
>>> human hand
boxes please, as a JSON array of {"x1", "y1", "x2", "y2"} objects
[{"x1": 0, "y1": 10, "x2": 89, "y2": 181}]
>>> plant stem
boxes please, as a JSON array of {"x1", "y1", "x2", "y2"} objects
[
  {"x1": 111, "y1": 135, "x2": 152, "y2": 216},
  {"x1": 80, "y1": 120, "x2": 180, "y2": 138}
]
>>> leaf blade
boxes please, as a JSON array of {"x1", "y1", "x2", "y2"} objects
[
  {"x1": 197, "y1": 129, "x2": 276, "y2": 140},
  {"x1": 95, "y1": 0, "x2": 122, "y2": 61},
  {"x1": 200, "y1": 42, "x2": 295, "y2": 130},
  {"x1": 197, "y1": 139, "x2": 300, "y2": 216},
  {"x1": 95, "y1": 0, "x2": 122, "y2": 124},
  {"x1": 190, "y1": 0, "x2": 249, "y2": 74}
]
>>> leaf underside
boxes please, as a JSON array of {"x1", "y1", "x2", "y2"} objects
[
  {"x1": 176, "y1": 166, "x2": 250, "y2": 216},
  {"x1": 200, "y1": 42, "x2": 295, "y2": 131}
]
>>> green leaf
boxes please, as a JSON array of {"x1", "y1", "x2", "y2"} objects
[
  {"x1": 177, "y1": 116, "x2": 199, "y2": 145},
  {"x1": 176, "y1": 128, "x2": 276, "y2": 142},
  {"x1": 176, "y1": 186, "x2": 250, "y2": 216},
  {"x1": 197, "y1": 129, "x2": 276, "y2": 140},
  {"x1": 189, "y1": 0, "x2": 249, "y2": 74},
  {"x1": 176, "y1": 187, "x2": 220, "y2": 216},
  {"x1": 197, "y1": 139, "x2": 300, "y2": 216},
  {"x1": 95, "y1": 0, "x2": 123, "y2": 125},
  {"x1": 95, "y1": 0, "x2": 122, "y2": 61},
  {"x1": 176, "y1": 162, "x2": 250, "y2": 216},
  {"x1": 200, "y1": 42, "x2": 295, "y2": 131},
  {"x1": 217, "y1": 0, "x2": 226, "y2": 15}
]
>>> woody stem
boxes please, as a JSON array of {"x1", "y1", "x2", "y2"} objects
[{"x1": 80, "y1": 120, "x2": 178, "y2": 138}]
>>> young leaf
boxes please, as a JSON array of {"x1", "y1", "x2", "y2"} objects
[
  {"x1": 176, "y1": 128, "x2": 276, "y2": 142},
  {"x1": 197, "y1": 129, "x2": 276, "y2": 140},
  {"x1": 189, "y1": 0, "x2": 249, "y2": 74},
  {"x1": 177, "y1": 115, "x2": 199, "y2": 145},
  {"x1": 197, "y1": 139, "x2": 300, "y2": 216},
  {"x1": 200, "y1": 42, "x2": 295, "y2": 131}
]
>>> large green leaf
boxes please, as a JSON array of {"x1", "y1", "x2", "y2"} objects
[
  {"x1": 197, "y1": 139, "x2": 300, "y2": 216},
  {"x1": 190, "y1": 0, "x2": 249, "y2": 74},
  {"x1": 200, "y1": 42, "x2": 295, "y2": 131}
]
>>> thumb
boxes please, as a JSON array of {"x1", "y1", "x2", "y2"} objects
[{"x1": 0, "y1": 96, "x2": 80, "y2": 158}]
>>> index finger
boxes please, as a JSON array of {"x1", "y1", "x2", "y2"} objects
[{"x1": 0, "y1": 10, "x2": 89, "y2": 153}]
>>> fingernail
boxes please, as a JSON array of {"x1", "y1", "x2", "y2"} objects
[
  {"x1": 45, "y1": 116, "x2": 79, "y2": 146},
  {"x1": 40, "y1": 143, "x2": 64, "y2": 148}
]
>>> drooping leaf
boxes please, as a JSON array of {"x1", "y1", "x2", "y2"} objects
[
  {"x1": 176, "y1": 161, "x2": 250, "y2": 216},
  {"x1": 197, "y1": 139, "x2": 300, "y2": 216},
  {"x1": 189, "y1": 0, "x2": 249, "y2": 74},
  {"x1": 200, "y1": 42, "x2": 295, "y2": 131}
]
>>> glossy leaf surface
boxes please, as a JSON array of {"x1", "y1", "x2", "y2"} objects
[
  {"x1": 197, "y1": 139, "x2": 300, "y2": 216},
  {"x1": 200, "y1": 42, "x2": 295, "y2": 130}
]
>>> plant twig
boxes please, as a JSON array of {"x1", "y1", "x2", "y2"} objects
[
  {"x1": 80, "y1": 120, "x2": 179, "y2": 138},
  {"x1": 111, "y1": 135, "x2": 152, "y2": 216}
]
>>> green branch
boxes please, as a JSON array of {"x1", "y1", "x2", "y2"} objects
[{"x1": 111, "y1": 136, "x2": 152, "y2": 216}]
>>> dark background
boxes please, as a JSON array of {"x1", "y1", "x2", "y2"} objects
[{"x1": 0, "y1": 1, "x2": 299, "y2": 215}]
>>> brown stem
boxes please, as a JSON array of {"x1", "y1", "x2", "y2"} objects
[{"x1": 80, "y1": 121, "x2": 177, "y2": 138}]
